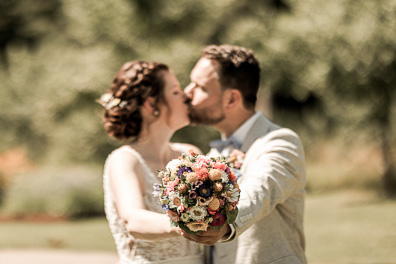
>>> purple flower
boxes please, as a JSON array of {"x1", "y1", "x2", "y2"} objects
[
  {"x1": 177, "y1": 166, "x2": 192, "y2": 178},
  {"x1": 189, "y1": 191, "x2": 197, "y2": 199},
  {"x1": 198, "y1": 181, "x2": 213, "y2": 198},
  {"x1": 161, "y1": 204, "x2": 170, "y2": 211},
  {"x1": 152, "y1": 184, "x2": 161, "y2": 197}
]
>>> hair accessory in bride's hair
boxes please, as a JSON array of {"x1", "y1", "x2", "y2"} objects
[{"x1": 98, "y1": 92, "x2": 128, "y2": 109}]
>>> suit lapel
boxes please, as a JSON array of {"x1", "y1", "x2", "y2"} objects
[{"x1": 240, "y1": 113, "x2": 280, "y2": 153}]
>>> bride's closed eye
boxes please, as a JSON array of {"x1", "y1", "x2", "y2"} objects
[{"x1": 173, "y1": 88, "x2": 183, "y2": 95}]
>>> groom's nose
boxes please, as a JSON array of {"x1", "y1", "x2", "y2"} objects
[{"x1": 184, "y1": 83, "x2": 194, "y2": 99}]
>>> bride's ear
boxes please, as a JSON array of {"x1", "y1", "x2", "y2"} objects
[
  {"x1": 143, "y1": 97, "x2": 155, "y2": 110},
  {"x1": 143, "y1": 97, "x2": 160, "y2": 117}
]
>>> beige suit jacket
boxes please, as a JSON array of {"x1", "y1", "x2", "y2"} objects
[{"x1": 211, "y1": 114, "x2": 307, "y2": 264}]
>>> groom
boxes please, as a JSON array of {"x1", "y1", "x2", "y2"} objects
[{"x1": 183, "y1": 44, "x2": 307, "y2": 264}]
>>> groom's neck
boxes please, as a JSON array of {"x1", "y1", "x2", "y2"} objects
[{"x1": 214, "y1": 109, "x2": 255, "y2": 138}]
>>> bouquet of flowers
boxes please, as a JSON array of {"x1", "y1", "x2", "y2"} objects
[{"x1": 153, "y1": 152, "x2": 240, "y2": 234}]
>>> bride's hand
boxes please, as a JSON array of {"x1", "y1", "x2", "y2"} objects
[{"x1": 171, "y1": 227, "x2": 183, "y2": 236}]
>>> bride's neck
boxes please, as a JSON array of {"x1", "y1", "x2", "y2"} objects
[{"x1": 131, "y1": 122, "x2": 175, "y2": 166}]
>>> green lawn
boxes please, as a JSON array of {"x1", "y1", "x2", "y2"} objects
[
  {"x1": 305, "y1": 190, "x2": 396, "y2": 264},
  {"x1": 1, "y1": 190, "x2": 395, "y2": 263},
  {"x1": 0, "y1": 218, "x2": 115, "y2": 251}
]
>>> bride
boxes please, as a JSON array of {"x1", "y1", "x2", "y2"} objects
[{"x1": 100, "y1": 61, "x2": 203, "y2": 264}]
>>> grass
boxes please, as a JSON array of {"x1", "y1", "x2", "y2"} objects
[
  {"x1": 1, "y1": 190, "x2": 396, "y2": 263},
  {"x1": 305, "y1": 190, "x2": 396, "y2": 264},
  {"x1": 0, "y1": 218, "x2": 115, "y2": 252}
]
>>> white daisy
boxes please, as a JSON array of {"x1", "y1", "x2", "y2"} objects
[
  {"x1": 168, "y1": 192, "x2": 182, "y2": 209},
  {"x1": 189, "y1": 206, "x2": 207, "y2": 221},
  {"x1": 220, "y1": 170, "x2": 229, "y2": 183},
  {"x1": 225, "y1": 187, "x2": 239, "y2": 203},
  {"x1": 166, "y1": 159, "x2": 181, "y2": 171}
]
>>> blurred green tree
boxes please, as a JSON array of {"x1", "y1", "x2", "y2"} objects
[
  {"x1": 0, "y1": 0, "x2": 63, "y2": 68},
  {"x1": 0, "y1": 0, "x2": 395, "y2": 196},
  {"x1": 254, "y1": 0, "x2": 396, "y2": 195},
  {"x1": 323, "y1": 1, "x2": 396, "y2": 195}
]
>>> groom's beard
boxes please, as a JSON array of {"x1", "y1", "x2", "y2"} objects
[{"x1": 187, "y1": 104, "x2": 225, "y2": 126}]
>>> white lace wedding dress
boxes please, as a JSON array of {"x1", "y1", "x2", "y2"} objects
[{"x1": 103, "y1": 147, "x2": 203, "y2": 264}]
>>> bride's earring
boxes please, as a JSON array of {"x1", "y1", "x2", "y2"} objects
[{"x1": 153, "y1": 109, "x2": 160, "y2": 117}]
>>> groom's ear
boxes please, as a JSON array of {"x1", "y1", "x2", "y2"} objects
[{"x1": 225, "y1": 89, "x2": 242, "y2": 109}]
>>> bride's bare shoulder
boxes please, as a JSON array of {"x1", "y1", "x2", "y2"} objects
[{"x1": 108, "y1": 146, "x2": 141, "y2": 166}]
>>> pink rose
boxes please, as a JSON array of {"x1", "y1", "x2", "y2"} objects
[
  {"x1": 195, "y1": 156, "x2": 212, "y2": 168},
  {"x1": 212, "y1": 161, "x2": 226, "y2": 171},
  {"x1": 195, "y1": 167, "x2": 209, "y2": 181}
]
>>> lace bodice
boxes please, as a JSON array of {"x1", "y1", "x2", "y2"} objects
[{"x1": 103, "y1": 147, "x2": 203, "y2": 264}]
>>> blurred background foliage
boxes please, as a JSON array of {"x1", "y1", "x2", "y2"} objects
[{"x1": 0, "y1": 0, "x2": 395, "y2": 217}]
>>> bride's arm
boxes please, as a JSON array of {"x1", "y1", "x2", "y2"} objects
[
  {"x1": 170, "y1": 142, "x2": 202, "y2": 155},
  {"x1": 108, "y1": 149, "x2": 180, "y2": 241}
]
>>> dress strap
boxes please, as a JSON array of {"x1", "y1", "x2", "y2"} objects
[{"x1": 119, "y1": 146, "x2": 157, "y2": 179}]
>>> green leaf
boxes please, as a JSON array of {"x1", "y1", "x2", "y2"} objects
[
  {"x1": 226, "y1": 207, "x2": 239, "y2": 224},
  {"x1": 209, "y1": 224, "x2": 225, "y2": 230}
]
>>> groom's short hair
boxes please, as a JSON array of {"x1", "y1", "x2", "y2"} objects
[{"x1": 202, "y1": 44, "x2": 261, "y2": 110}]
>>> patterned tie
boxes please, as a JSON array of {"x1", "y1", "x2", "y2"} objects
[
  {"x1": 210, "y1": 136, "x2": 243, "y2": 181},
  {"x1": 209, "y1": 136, "x2": 241, "y2": 153}
]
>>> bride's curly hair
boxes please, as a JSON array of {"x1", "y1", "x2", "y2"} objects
[{"x1": 102, "y1": 61, "x2": 169, "y2": 141}]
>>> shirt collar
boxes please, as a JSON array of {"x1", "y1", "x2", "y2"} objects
[{"x1": 221, "y1": 111, "x2": 261, "y2": 146}]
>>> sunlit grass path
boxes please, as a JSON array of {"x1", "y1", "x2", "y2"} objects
[
  {"x1": 305, "y1": 190, "x2": 396, "y2": 264},
  {"x1": 0, "y1": 249, "x2": 118, "y2": 264},
  {"x1": 1, "y1": 190, "x2": 395, "y2": 263},
  {"x1": 0, "y1": 217, "x2": 115, "y2": 251}
]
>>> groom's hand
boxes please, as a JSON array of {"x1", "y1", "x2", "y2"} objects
[{"x1": 181, "y1": 224, "x2": 231, "y2": 245}]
